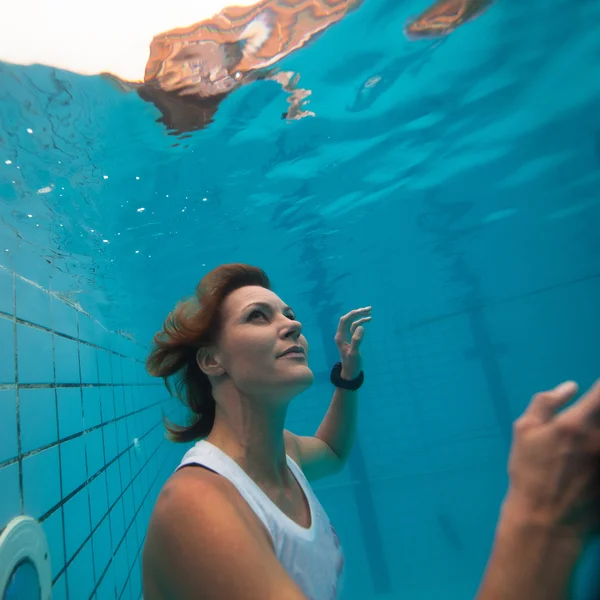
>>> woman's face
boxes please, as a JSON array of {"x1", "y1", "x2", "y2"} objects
[{"x1": 212, "y1": 285, "x2": 314, "y2": 400}]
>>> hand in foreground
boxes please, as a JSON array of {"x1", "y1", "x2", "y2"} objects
[
  {"x1": 506, "y1": 379, "x2": 600, "y2": 536},
  {"x1": 477, "y1": 379, "x2": 600, "y2": 600}
]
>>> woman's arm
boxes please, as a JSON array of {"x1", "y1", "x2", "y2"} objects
[
  {"x1": 476, "y1": 492, "x2": 582, "y2": 600},
  {"x1": 285, "y1": 384, "x2": 358, "y2": 481},
  {"x1": 285, "y1": 307, "x2": 371, "y2": 480},
  {"x1": 476, "y1": 379, "x2": 600, "y2": 600}
]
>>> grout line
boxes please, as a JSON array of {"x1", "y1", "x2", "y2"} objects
[
  {"x1": 121, "y1": 442, "x2": 177, "y2": 600},
  {"x1": 101, "y1": 356, "x2": 116, "y2": 593},
  {"x1": 124, "y1": 389, "x2": 140, "y2": 568},
  {"x1": 114, "y1": 358, "x2": 129, "y2": 599},
  {"x1": 0, "y1": 400, "x2": 162, "y2": 470},
  {"x1": 0, "y1": 311, "x2": 147, "y2": 364},
  {"x1": 113, "y1": 440, "x2": 172, "y2": 600},
  {"x1": 55, "y1": 422, "x2": 166, "y2": 593},
  {"x1": 11, "y1": 270, "x2": 24, "y2": 515},
  {"x1": 0, "y1": 382, "x2": 160, "y2": 391},
  {"x1": 39, "y1": 415, "x2": 163, "y2": 525},
  {"x1": 81, "y1": 324, "x2": 98, "y2": 584},
  {"x1": 0, "y1": 382, "x2": 162, "y2": 390},
  {"x1": 407, "y1": 270, "x2": 600, "y2": 332},
  {"x1": 0, "y1": 263, "x2": 148, "y2": 355},
  {"x1": 54, "y1": 308, "x2": 70, "y2": 600},
  {"x1": 116, "y1": 507, "x2": 146, "y2": 599},
  {"x1": 0, "y1": 266, "x2": 167, "y2": 599}
]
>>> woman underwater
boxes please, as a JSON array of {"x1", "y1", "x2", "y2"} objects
[{"x1": 142, "y1": 263, "x2": 600, "y2": 600}]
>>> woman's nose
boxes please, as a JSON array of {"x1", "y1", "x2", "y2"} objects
[{"x1": 282, "y1": 318, "x2": 302, "y2": 339}]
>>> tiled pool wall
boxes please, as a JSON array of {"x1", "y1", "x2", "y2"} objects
[{"x1": 0, "y1": 265, "x2": 184, "y2": 600}]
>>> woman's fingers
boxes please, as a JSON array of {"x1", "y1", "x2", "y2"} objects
[
  {"x1": 558, "y1": 380, "x2": 600, "y2": 451},
  {"x1": 339, "y1": 307, "x2": 372, "y2": 331},
  {"x1": 350, "y1": 316, "x2": 372, "y2": 333},
  {"x1": 525, "y1": 381, "x2": 579, "y2": 423}
]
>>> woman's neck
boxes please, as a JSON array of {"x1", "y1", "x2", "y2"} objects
[{"x1": 206, "y1": 389, "x2": 291, "y2": 488}]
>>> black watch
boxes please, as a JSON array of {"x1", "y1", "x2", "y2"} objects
[{"x1": 330, "y1": 362, "x2": 364, "y2": 391}]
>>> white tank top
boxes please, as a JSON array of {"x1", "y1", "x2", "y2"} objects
[{"x1": 176, "y1": 440, "x2": 345, "y2": 600}]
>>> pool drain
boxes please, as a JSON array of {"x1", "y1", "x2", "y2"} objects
[{"x1": 0, "y1": 517, "x2": 51, "y2": 600}]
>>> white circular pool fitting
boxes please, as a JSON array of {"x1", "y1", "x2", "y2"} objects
[{"x1": 0, "y1": 517, "x2": 51, "y2": 600}]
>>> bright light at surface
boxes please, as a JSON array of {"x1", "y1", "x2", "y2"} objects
[{"x1": 0, "y1": 0, "x2": 259, "y2": 81}]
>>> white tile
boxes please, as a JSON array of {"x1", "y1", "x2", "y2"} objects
[
  {"x1": 116, "y1": 419, "x2": 129, "y2": 454},
  {"x1": 0, "y1": 462, "x2": 21, "y2": 528},
  {"x1": 97, "y1": 349, "x2": 113, "y2": 384},
  {"x1": 51, "y1": 297, "x2": 78, "y2": 338},
  {"x1": 110, "y1": 354, "x2": 122, "y2": 384},
  {"x1": 129, "y1": 557, "x2": 142, "y2": 600},
  {"x1": 41, "y1": 508, "x2": 65, "y2": 579},
  {"x1": 100, "y1": 387, "x2": 115, "y2": 421},
  {"x1": 78, "y1": 314, "x2": 96, "y2": 344},
  {"x1": 63, "y1": 488, "x2": 91, "y2": 560},
  {"x1": 121, "y1": 359, "x2": 135, "y2": 385},
  {"x1": 113, "y1": 386, "x2": 126, "y2": 419},
  {"x1": 122, "y1": 386, "x2": 134, "y2": 414},
  {"x1": 54, "y1": 335, "x2": 80, "y2": 384},
  {"x1": 125, "y1": 525, "x2": 139, "y2": 578},
  {"x1": 92, "y1": 516, "x2": 112, "y2": 581},
  {"x1": 112, "y1": 521, "x2": 129, "y2": 595},
  {"x1": 96, "y1": 563, "x2": 116, "y2": 600},
  {"x1": 103, "y1": 422, "x2": 118, "y2": 464},
  {"x1": 16, "y1": 278, "x2": 52, "y2": 328},
  {"x1": 0, "y1": 389, "x2": 17, "y2": 462},
  {"x1": 57, "y1": 388, "x2": 83, "y2": 439},
  {"x1": 120, "y1": 455, "x2": 131, "y2": 494},
  {"x1": 110, "y1": 334, "x2": 123, "y2": 356},
  {"x1": 96, "y1": 323, "x2": 110, "y2": 351},
  {"x1": 19, "y1": 388, "x2": 57, "y2": 453},
  {"x1": 50, "y1": 573, "x2": 67, "y2": 600},
  {"x1": 22, "y1": 446, "x2": 60, "y2": 519},
  {"x1": 88, "y1": 472, "x2": 109, "y2": 529},
  {"x1": 0, "y1": 268, "x2": 14, "y2": 315},
  {"x1": 13, "y1": 249, "x2": 52, "y2": 289},
  {"x1": 122, "y1": 486, "x2": 135, "y2": 532},
  {"x1": 85, "y1": 428, "x2": 105, "y2": 477},
  {"x1": 79, "y1": 343, "x2": 98, "y2": 384},
  {"x1": 83, "y1": 387, "x2": 102, "y2": 429},
  {"x1": 109, "y1": 501, "x2": 125, "y2": 554},
  {"x1": 106, "y1": 462, "x2": 122, "y2": 508},
  {"x1": 60, "y1": 436, "x2": 88, "y2": 496},
  {"x1": 67, "y1": 539, "x2": 94, "y2": 600},
  {"x1": 0, "y1": 317, "x2": 15, "y2": 383},
  {"x1": 16, "y1": 324, "x2": 53, "y2": 383}
]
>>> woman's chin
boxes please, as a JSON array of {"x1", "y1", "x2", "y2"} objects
[{"x1": 285, "y1": 365, "x2": 314, "y2": 390}]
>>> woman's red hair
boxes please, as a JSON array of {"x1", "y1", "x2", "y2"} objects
[{"x1": 146, "y1": 263, "x2": 271, "y2": 442}]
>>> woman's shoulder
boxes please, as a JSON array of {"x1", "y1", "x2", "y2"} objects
[
  {"x1": 154, "y1": 466, "x2": 249, "y2": 522},
  {"x1": 142, "y1": 465, "x2": 296, "y2": 600},
  {"x1": 149, "y1": 465, "x2": 272, "y2": 546}
]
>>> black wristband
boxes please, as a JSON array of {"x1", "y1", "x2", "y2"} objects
[{"x1": 330, "y1": 362, "x2": 364, "y2": 391}]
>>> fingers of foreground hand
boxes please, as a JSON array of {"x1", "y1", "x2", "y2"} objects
[
  {"x1": 525, "y1": 381, "x2": 579, "y2": 423},
  {"x1": 558, "y1": 379, "x2": 600, "y2": 440}
]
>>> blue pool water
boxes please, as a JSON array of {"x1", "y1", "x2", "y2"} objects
[{"x1": 0, "y1": 0, "x2": 599, "y2": 598}]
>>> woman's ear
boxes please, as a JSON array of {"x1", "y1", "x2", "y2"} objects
[{"x1": 196, "y1": 348, "x2": 225, "y2": 377}]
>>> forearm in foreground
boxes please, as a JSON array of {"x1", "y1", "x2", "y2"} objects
[{"x1": 476, "y1": 494, "x2": 582, "y2": 600}]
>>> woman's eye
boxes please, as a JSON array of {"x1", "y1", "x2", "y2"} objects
[{"x1": 248, "y1": 310, "x2": 267, "y2": 321}]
